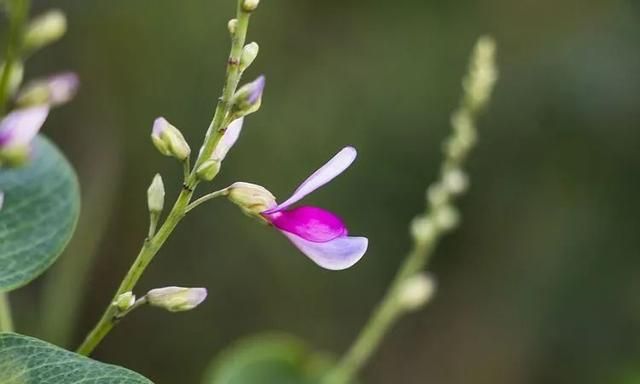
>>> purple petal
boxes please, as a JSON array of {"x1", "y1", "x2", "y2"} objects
[
  {"x1": 264, "y1": 205, "x2": 347, "y2": 242},
  {"x1": 281, "y1": 231, "x2": 368, "y2": 270},
  {"x1": 211, "y1": 117, "x2": 244, "y2": 161},
  {"x1": 0, "y1": 106, "x2": 49, "y2": 148},
  {"x1": 248, "y1": 75, "x2": 265, "y2": 104},
  {"x1": 263, "y1": 146, "x2": 357, "y2": 214},
  {"x1": 47, "y1": 72, "x2": 79, "y2": 105}
]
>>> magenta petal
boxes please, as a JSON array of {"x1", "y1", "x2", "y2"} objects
[
  {"x1": 281, "y1": 231, "x2": 368, "y2": 270},
  {"x1": 263, "y1": 147, "x2": 357, "y2": 214},
  {"x1": 265, "y1": 206, "x2": 347, "y2": 242}
]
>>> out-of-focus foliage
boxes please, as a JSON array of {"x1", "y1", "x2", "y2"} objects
[
  {"x1": 8, "y1": 0, "x2": 640, "y2": 383},
  {"x1": 0, "y1": 136, "x2": 79, "y2": 291}
]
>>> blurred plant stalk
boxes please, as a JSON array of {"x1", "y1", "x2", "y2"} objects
[
  {"x1": 323, "y1": 36, "x2": 498, "y2": 384},
  {"x1": 0, "y1": 0, "x2": 31, "y2": 332},
  {"x1": 75, "y1": 0, "x2": 258, "y2": 356}
]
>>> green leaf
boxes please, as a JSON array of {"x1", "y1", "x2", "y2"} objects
[
  {"x1": 0, "y1": 135, "x2": 80, "y2": 292},
  {"x1": 0, "y1": 332, "x2": 153, "y2": 384},
  {"x1": 203, "y1": 333, "x2": 340, "y2": 384}
]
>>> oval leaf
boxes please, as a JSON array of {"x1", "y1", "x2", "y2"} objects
[
  {"x1": 0, "y1": 332, "x2": 153, "y2": 384},
  {"x1": 0, "y1": 135, "x2": 80, "y2": 291},
  {"x1": 203, "y1": 333, "x2": 341, "y2": 384}
]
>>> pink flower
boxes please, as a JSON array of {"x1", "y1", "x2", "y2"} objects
[{"x1": 261, "y1": 147, "x2": 368, "y2": 270}]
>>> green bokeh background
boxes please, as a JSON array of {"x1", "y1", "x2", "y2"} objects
[{"x1": 10, "y1": 0, "x2": 640, "y2": 383}]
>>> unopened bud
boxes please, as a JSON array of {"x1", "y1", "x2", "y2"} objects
[
  {"x1": 242, "y1": 0, "x2": 260, "y2": 12},
  {"x1": 24, "y1": 10, "x2": 67, "y2": 51},
  {"x1": 397, "y1": 274, "x2": 436, "y2": 312},
  {"x1": 211, "y1": 118, "x2": 244, "y2": 162},
  {"x1": 426, "y1": 183, "x2": 448, "y2": 207},
  {"x1": 0, "y1": 106, "x2": 49, "y2": 167},
  {"x1": 147, "y1": 286, "x2": 208, "y2": 312},
  {"x1": 443, "y1": 168, "x2": 468, "y2": 195},
  {"x1": 113, "y1": 292, "x2": 136, "y2": 312},
  {"x1": 196, "y1": 159, "x2": 221, "y2": 181},
  {"x1": 151, "y1": 117, "x2": 191, "y2": 161},
  {"x1": 228, "y1": 182, "x2": 276, "y2": 216},
  {"x1": 16, "y1": 72, "x2": 79, "y2": 107},
  {"x1": 240, "y1": 42, "x2": 259, "y2": 72},
  {"x1": 231, "y1": 75, "x2": 265, "y2": 118},
  {"x1": 228, "y1": 19, "x2": 238, "y2": 35},
  {"x1": 410, "y1": 216, "x2": 436, "y2": 244},
  {"x1": 433, "y1": 204, "x2": 459, "y2": 232},
  {"x1": 147, "y1": 174, "x2": 165, "y2": 213}
]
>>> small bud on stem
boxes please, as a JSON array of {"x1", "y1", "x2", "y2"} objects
[
  {"x1": 151, "y1": 117, "x2": 191, "y2": 161},
  {"x1": 146, "y1": 287, "x2": 208, "y2": 312},
  {"x1": 23, "y1": 10, "x2": 67, "y2": 52}
]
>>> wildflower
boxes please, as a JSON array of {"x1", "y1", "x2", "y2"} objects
[
  {"x1": 231, "y1": 147, "x2": 368, "y2": 270},
  {"x1": 0, "y1": 106, "x2": 49, "y2": 166}
]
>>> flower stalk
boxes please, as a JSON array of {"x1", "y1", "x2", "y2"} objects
[
  {"x1": 322, "y1": 36, "x2": 498, "y2": 384},
  {"x1": 0, "y1": 293, "x2": 14, "y2": 332},
  {"x1": 0, "y1": 0, "x2": 29, "y2": 115},
  {"x1": 76, "y1": 0, "x2": 257, "y2": 356}
]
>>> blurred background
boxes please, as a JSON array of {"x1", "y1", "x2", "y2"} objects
[{"x1": 8, "y1": 0, "x2": 640, "y2": 383}]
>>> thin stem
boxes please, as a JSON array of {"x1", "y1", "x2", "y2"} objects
[
  {"x1": 76, "y1": 0, "x2": 254, "y2": 356},
  {"x1": 0, "y1": 292, "x2": 14, "y2": 332},
  {"x1": 0, "y1": 0, "x2": 29, "y2": 115},
  {"x1": 323, "y1": 37, "x2": 497, "y2": 384},
  {"x1": 186, "y1": 188, "x2": 229, "y2": 213}
]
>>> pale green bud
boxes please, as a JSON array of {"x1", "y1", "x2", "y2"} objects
[
  {"x1": 443, "y1": 168, "x2": 468, "y2": 195},
  {"x1": 410, "y1": 216, "x2": 436, "y2": 244},
  {"x1": 151, "y1": 117, "x2": 191, "y2": 161},
  {"x1": 230, "y1": 75, "x2": 265, "y2": 118},
  {"x1": 397, "y1": 273, "x2": 436, "y2": 312},
  {"x1": 196, "y1": 159, "x2": 221, "y2": 181},
  {"x1": 433, "y1": 204, "x2": 459, "y2": 232},
  {"x1": 113, "y1": 292, "x2": 136, "y2": 312},
  {"x1": 239, "y1": 42, "x2": 259, "y2": 72},
  {"x1": 228, "y1": 19, "x2": 238, "y2": 35},
  {"x1": 242, "y1": 0, "x2": 260, "y2": 12},
  {"x1": 24, "y1": 10, "x2": 67, "y2": 51},
  {"x1": 426, "y1": 183, "x2": 448, "y2": 207},
  {"x1": 146, "y1": 286, "x2": 207, "y2": 312},
  {"x1": 227, "y1": 182, "x2": 276, "y2": 217},
  {"x1": 147, "y1": 174, "x2": 165, "y2": 214}
]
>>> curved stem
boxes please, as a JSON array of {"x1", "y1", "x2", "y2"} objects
[
  {"x1": 0, "y1": 292, "x2": 14, "y2": 332},
  {"x1": 186, "y1": 188, "x2": 229, "y2": 213},
  {"x1": 76, "y1": 0, "x2": 254, "y2": 356}
]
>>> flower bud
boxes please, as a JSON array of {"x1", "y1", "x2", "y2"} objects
[
  {"x1": 410, "y1": 216, "x2": 436, "y2": 244},
  {"x1": 443, "y1": 168, "x2": 468, "y2": 195},
  {"x1": 16, "y1": 72, "x2": 79, "y2": 107},
  {"x1": 23, "y1": 10, "x2": 67, "y2": 51},
  {"x1": 0, "y1": 106, "x2": 49, "y2": 167},
  {"x1": 230, "y1": 75, "x2": 265, "y2": 118},
  {"x1": 242, "y1": 0, "x2": 260, "y2": 12},
  {"x1": 113, "y1": 292, "x2": 136, "y2": 312},
  {"x1": 227, "y1": 182, "x2": 276, "y2": 216},
  {"x1": 147, "y1": 174, "x2": 165, "y2": 214},
  {"x1": 146, "y1": 286, "x2": 208, "y2": 312},
  {"x1": 196, "y1": 159, "x2": 221, "y2": 181},
  {"x1": 228, "y1": 19, "x2": 238, "y2": 35},
  {"x1": 239, "y1": 42, "x2": 259, "y2": 72},
  {"x1": 397, "y1": 273, "x2": 436, "y2": 312},
  {"x1": 151, "y1": 117, "x2": 191, "y2": 161},
  {"x1": 433, "y1": 204, "x2": 459, "y2": 232},
  {"x1": 211, "y1": 117, "x2": 244, "y2": 162}
]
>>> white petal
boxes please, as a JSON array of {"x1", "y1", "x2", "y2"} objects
[
  {"x1": 211, "y1": 117, "x2": 244, "y2": 161},
  {"x1": 264, "y1": 146, "x2": 357, "y2": 213},
  {"x1": 281, "y1": 231, "x2": 368, "y2": 270}
]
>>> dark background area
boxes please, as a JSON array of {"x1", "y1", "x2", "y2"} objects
[{"x1": 9, "y1": 0, "x2": 640, "y2": 383}]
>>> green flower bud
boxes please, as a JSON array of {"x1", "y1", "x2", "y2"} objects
[
  {"x1": 242, "y1": 0, "x2": 260, "y2": 12},
  {"x1": 397, "y1": 273, "x2": 436, "y2": 312},
  {"x1": 24, "y1": 10, "x2": 67, "y2": 51},
  {"x1": 228, "y1": 19, "x2": 238, "y2": 35},
  {"x1": 239, "y1": 42, "x2": 259, "y2": 72},
  {"x1": 112, "y1": 292, "x2": 136, "y2": 312},
  {"x1": 146, "y1": 287, "x2": 207, "y2": 312},
  {"x1": 227, "y1": 182, "x2": 276, "y2": 217},
  {"x1": 196, "y1": 159, "x2": 221, "y2": 181},
  {"x1": 230, "y1": 75, "x2": 265, "y2": 118},
  {"x1": 147, "y1": 174, "x2": 165, "y2": 214},
  {"x1": 151, "y1": 117, "x2": 191, "y2": 161}
]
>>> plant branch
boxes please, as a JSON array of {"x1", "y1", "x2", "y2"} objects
[
  {"x1": 0, "y1": 292, "x2": 14, "y2": 332},
  {"x1": 0, "y1": 0, "x2": 29, "y2": 115}
]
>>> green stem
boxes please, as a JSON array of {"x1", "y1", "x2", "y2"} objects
[
  {"x1": 185, "y1": 188, "x2": 229, "y2": 213},
  {"x1": 0, "y1": 292, "x2": 14, "y2": 332},
  {"x1": 0, "y1": 0, "x2": 29, "y2": 115},
  {"x1": 76, "y1": 0, "x2": 254, "y2": 356}
]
